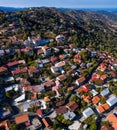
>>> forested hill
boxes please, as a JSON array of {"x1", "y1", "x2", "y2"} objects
[{"x1": 0, "y1": 7, "x2": 117, "y2": 57}]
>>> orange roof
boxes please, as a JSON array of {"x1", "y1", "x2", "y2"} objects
[
  {"x1": 77, "y1": 77, "x2": 86, "y2": 84},
  {"x1": 0, "y1": 120, "x2": 10, "y2": 130},
  {"x1": 102, "y1": 103, "x2": 110, "y2": 111},
  {"x1": 106, "y1": 113, "x2": 117, "y2": 130},
  {"x1": 42, "y1": 117, "x2": 53, "y2": 128},
  {"x1": 83, "y1": 96, "x2": 91, "y2": 103},
  {"x1": 92, "y1": 96, "x2": 101, "y2": 104},
  {"x1": 96, "y1": 105, "x2": 105, "y2": 113},
  {"x1": 15, "y1": 114, "x2": 29, "y2": 124},
  {"x1": 100, "y1": 74, "x2": 108, "y2": 81},
  {"x1": 0, "y1": 66, "x2": 7, "y2": 73}
]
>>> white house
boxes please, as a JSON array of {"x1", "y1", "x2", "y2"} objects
[
  {"x1": 64, "y1": 111, "x2": 76, "y2": 120},
  {"x1": 14, "y1": 93, "x2": 25, "y2": 103},
  {"x1": 106, "y1": 95, "x2": 117, "y2": 107},
  {"x1": 100, "y1": 88, "x2": 110, "y2": 97},
  {"x1": 83, "y1": 107, "x2": 94, "y2": 118},
  {"x1": 5, "y1": 84, "x2": 19, "y2": 92}
]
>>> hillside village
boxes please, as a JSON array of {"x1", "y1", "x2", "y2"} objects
[
  {"x1": 0, "y1": 7, "x2": 117, "y2": 130},
  {"x1": 0, "y1": 31, "x2": 117, "y2": 130}
]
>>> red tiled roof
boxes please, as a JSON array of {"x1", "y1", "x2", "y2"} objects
[
  {"x1": 15, "y1": 114, "x2": 29, "y2": 124},
  {"x1": 7, "y1": 61, "x2": 19, "y2": 67},
  {"x1": 37, "y1": 109, "x2": 43, "y2": 116},
  {"x1": 28, "y1": 68, "x2": 39, "y2": 73},
  {"x1": 76, "y1": 77, "x2": 86, "y2": 84},
  {"x1": 55, "y1": 106, "x2": 67, "y2": 115},
  {"x1": 12, "y1": 67, "x2": 27, "y2": 75},
  {"x1": 66, "y1": 101, "x2": 78, "y2": 111},
  {"x1": 0, "y1": 66, "x2": 7, "y2": 73},
  {"x1": 42, "y1": 117, "x2": 53, "y2": 128}
]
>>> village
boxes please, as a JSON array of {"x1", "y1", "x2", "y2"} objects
[{"x1": 0, "y1": 31, "x2": 117, "y2": 130}]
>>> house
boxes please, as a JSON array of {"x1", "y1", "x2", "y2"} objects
[
  {"x1": 82, "y1": 95, "x2": 91, "y2": 103},
  {"x1": 76, "y1": 77, "x2": 86, "y2": 86},
  {"x1": 42, "y1": 117, "x2": 53, "y2": 130},
  {"x1": 37, "y1": 109, "x2": 43, "y2": 117},
  {"x1": 5, "y1": 84, "x2": 19, "y2": 92},
  {"x1": 11, "y1": 67, "x2": 28, "y2": 75},
  {"x1": 83, "y1": 107, "x2": 94, "y2": 118},
  {"x1": 64, "y1": 111, "x2": 76, "y2": 120},
  {"x1": 24, "y1": 85, "x2": 45, "y2": 93},
  {"x1": 28, "y1": 68, "x2": 39, "y2": 77},
  {"x1": 0, "y1": 107, "x2": 11, "y2": 119},
  {"x1": 66, "y1": 101, "x2": 78, "y2": 111},
  {"x1": 106, "y1": 95, "x2": 117, "y2": 107},
  {"x1": 92, "y1": 95, "x2": 101, "y2": 104},
  {"x1": 106, "y1": 113, "x2": 117, "y2": 130},
  {"x1": 0, "y1": 50, "x2": 5, "y2": 56},
  {"x1": 101, "y1": 125, "x2": 114, "y2": 130},
  {"x1": 56, "y1": 74, "x2": 66, "y2": 81},
  {"x1": 21, "y1": 47, "x2": 33, "y2": 55},
  {"x1": 31, "y1": 118, "x2": 42, "y2": 129},
  {"x1": 21, "y1": 100, "x2": 40, "y2": 112},
  {"x1": 15, "y1": 114, "x2": 29, "y2": 124},
  {"x1": 91, "y1": 89, "x2": 98, "y2": 97},
  {"x1": 100, "y1": 74, "x2": 108, "y2": 82},
  {"x1": 0, "y1": 120, "x2": 10, "y2": 130},
  {"x1": 42, "y1": 46, "x2": 51, "y2": 56},
  {"x1": 68, "y1": 121, "x2": 81, "y2": 130},
  {"x1": 51, "y1": 66, "x2": 61, "y2": 74},
  {"x1": 55, "y1": 34, "x2": 65, "y2": 43},
  {"x1": 55, "y1": 61, "x2": 66, "y2": 68},
  {"x1": 14, "y1": 93, "x2": 25, "y2": 103},
  {"x1": 96, "y1": 105, "x2": 105, "y2": 114},
  {"x1": 37, "y1": 48, "x2": 44, "y2": 55},
  {"x1": 101, "y1": 88, "x2": 110, "y2": 97},
  {"x1": 7, "y1": 60, "x2": 26, "y2": 68},
  {"x1": 43, "y1": 80, "x2": 55, "y2": 91},
  {"x1": 44, "y1": 96, "x2": 51, "y2": 103},
  {"x1": 0, "y1": 66, "x2": 8, "y2": 75},
  {"x1": 56, "y1": 100, "x2": 65, "y2": 107},
  {"x1": 55, "y1": 106, "x2": 67, "y2": 115}
]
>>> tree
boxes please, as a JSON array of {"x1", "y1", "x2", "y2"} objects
[{"x1": 9, "y1": 123, "x2": 19, "y2": 130}]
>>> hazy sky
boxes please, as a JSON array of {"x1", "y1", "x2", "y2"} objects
[{"x1": 0, "y1": 0, "x2": 117, "y2": 8}]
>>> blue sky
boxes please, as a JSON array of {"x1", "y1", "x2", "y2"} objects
[{"x1": 0, "y1": 0, "x2": 117, "y2": 8}]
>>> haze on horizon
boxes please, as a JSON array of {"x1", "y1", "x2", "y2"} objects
[{"x1": 0, "y1": 0, "x2": 117, "y2": 8}]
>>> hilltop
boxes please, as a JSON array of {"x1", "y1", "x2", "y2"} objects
[{"x1": 0, "y1": 7, "x2": 117, "y2": 56}]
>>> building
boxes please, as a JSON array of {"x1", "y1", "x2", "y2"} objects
[
  {"x1": 101, "y1": 88, "x2": 110, "y2": 97},
  {"x1": 68, "y1": 121, "x2": 81, "y2": 130},
  {"x1": 55, "y1": 106, "x2": 67, "y2": 115},
  {"x1": 64, "y1": 111, "x2": 76, "y2": 120},
  {"x1": 106, "y1": 95, "x2": 117, "y2": 107},
  {"x1": 15, "y1": 114, "x2": 29, "y2": 124},
  {"x1": 42, "y1": 117, "x2": 53, "y2": 130},
  {"x1": 106, "y1": 113, "x2": 117, "y2": 130},
  {"x1": 66, "y1": 101, "x2": 78, "y2": 111},
  {"x1": 0, "y1": 120, "x2": 10, "y2": 130},
  {"x1": 76, "y1": 77, "x2": 86, "y2": 86},
  {"x1": 83, "y1": 107, "x2": 94, "y2": 118},
  {"x1": 56, "y1": 74, "x2": 66, "y2": 81}
]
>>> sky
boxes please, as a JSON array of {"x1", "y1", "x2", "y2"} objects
[{"x1": 0, "y1": 0, "x2": 117, "y2": 8}]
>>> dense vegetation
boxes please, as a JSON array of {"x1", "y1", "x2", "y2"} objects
[{"x1": 0, "y1": 8, "x2": 117, "y2": 57}]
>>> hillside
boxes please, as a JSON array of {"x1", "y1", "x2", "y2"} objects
[{"x1": 0, "y1": 7, "x2": 117, "y2": 57}]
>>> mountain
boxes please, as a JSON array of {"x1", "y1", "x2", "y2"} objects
[
  {"x1": 0, "y1": 7, "x2": 117, "y2": 56},
  {"x1": 0, "y1": 6, "x2": 26, "y2": 12}
]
